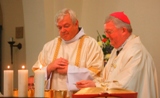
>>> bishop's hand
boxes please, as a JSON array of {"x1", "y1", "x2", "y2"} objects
[{"x1": 76, "y1": 80, "x2": 96, "y2": 89}]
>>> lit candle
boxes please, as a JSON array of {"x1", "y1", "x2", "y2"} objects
[
  {"x1": 34, "y1": 65, "x2": 45, "y2": 97},
  {"x1": 18, "y1": 65, "x2": 28, "y2": 97},
  {"x1": 3, "y1": 65, "x2": 13, "y2": 97}
]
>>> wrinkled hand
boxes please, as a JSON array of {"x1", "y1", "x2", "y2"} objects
[
  {"x1": 75, "y1": 80, "x2": 96, "y2": 89},
  {"x1": 47, "y1": 57, "x2": 68, "y2": 75}
]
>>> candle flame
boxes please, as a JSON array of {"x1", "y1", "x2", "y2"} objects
[
  {"x1": 22, "y1": 65, "x2": 25, "y2": 69},
  {"x1": 7, "y1": 65, "x2": 10, "y2": 69},
  {"x1": 40, "y1": 65, "x2": 42, "y2": 70}
]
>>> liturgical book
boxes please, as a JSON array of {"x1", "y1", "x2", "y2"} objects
[{"x1": 72, "y1": 87, "x2": 137, "y2": 98}]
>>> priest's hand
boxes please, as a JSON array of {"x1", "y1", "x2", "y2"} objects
[
  {"x1": 47, "y1": 57, "x2": 68, "y2": 78},
  {"x1": 56, "y1": 58, "x2": 68, "y2": 74},
  {"x1": 75, "y1": 80, "x2": 96, "y2": 89}
]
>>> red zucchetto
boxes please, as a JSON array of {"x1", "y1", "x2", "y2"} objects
[{"x1": 110, "y1": 12, "x2": 130, "y2": 24}]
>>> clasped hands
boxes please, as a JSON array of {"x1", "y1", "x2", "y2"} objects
[
  {"x1": 47, "y1": 57, "x2": 96, "y2": 89},
  {"x1": 47, "y1": 57, "x2": 68, "y2": 75}
]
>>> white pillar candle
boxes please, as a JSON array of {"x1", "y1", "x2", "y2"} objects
[
  {"x1": 18, "y1": 65, "x2": 28, "y2": 97},
  {"x1": 34, "y1": 66, "x2": 45, "y2": 97},
  {"x1": 3, "y1": 65, "x2": 13, "y2": 97}
]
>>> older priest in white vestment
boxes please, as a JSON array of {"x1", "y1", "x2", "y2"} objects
[
  {"x1": 76, "y1": 12, "x2": 159, "y2": 98},
  {"x1": 32, "y1": 8, "x2": 104, "y2": 97}
]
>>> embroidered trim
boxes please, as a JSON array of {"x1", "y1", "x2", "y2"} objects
[
  {"x1": 75, "y1": 35, "x2": 87, "y2": 66},
  {"x1": 52, "y1": 37, "x2": 62, "y2": 61}
]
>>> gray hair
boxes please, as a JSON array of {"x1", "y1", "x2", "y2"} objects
[
  {"x1": 55, "y1": 8, "x2": 77, "y2": 25},
  {"x1": 104, "y1": 16, "x2": 132, "y2": 33}
]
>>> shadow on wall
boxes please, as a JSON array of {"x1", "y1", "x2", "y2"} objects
[{"x1": 0, "y1": 2, "x2": 3, "y2": 93}]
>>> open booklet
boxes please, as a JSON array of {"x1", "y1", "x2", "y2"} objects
[
  {"x1": 75, "y1": 87, "x2": 137, "y2": 94},
  {"x1": 73, "y1": 87, "x2": 137, "y2": 98}
]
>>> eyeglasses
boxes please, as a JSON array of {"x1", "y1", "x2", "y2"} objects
[
  {"x1": 104, "y1": 30, "x2": 113, "y2": 35},
  {"x1": 104, "y1": 28, "x2": 120, "y2": 35}
]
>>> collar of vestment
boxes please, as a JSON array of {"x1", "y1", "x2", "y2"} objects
[{"x1": 62, "y1": 27, "x2": 85, "y2": 44}]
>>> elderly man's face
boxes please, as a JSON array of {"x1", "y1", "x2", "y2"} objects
[
  {"x1": 28, "y1": 76, "x2": 34, "y2": 89},
  {"x1": 104, "y1": 21, "x2": 124, "y2": 49},
  {"x1": 57, "y1": 14, "x2": 79, "y2": 41}
]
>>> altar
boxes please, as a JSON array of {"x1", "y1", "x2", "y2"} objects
[{"x1": 0, "y1": 87, "x2": 137, "y2": 98}]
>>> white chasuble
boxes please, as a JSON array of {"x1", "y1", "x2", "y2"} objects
[{"x1": 96, "y1": 34, "x2": 159, "y2": 98}]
